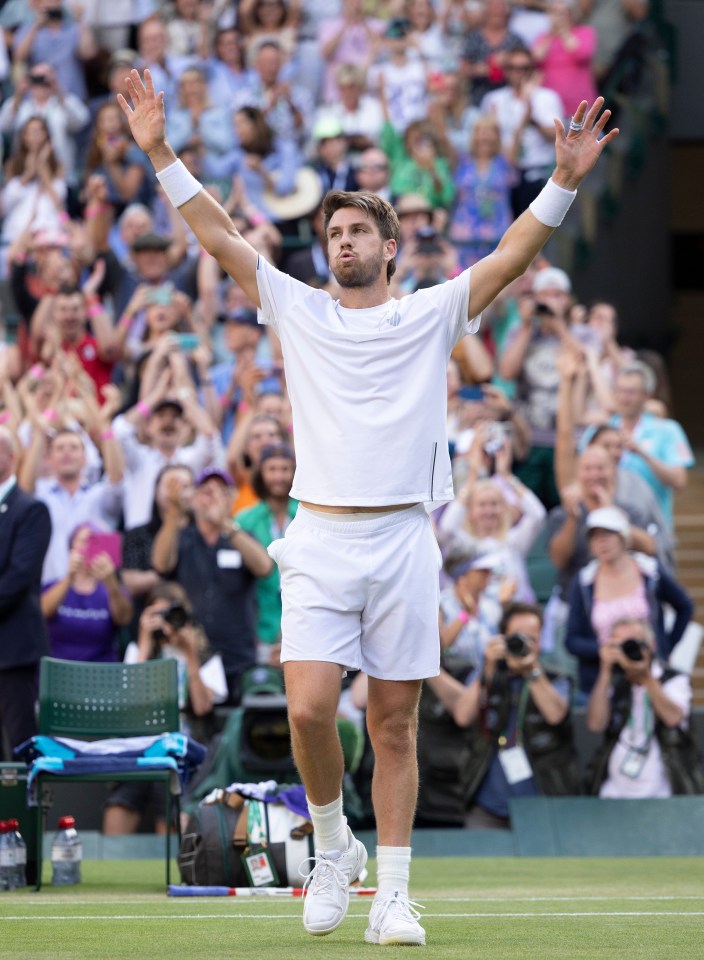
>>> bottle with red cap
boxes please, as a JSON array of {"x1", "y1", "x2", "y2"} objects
[
  {"x1": 0, "y1": 820, "x2": 15, "y2": 891},
  {"x1": 7, "y1": 820, "x2": 26, "y2": 888},
  {"x1": 51, "y1": 816, "x2": 82, "y2": 886}
]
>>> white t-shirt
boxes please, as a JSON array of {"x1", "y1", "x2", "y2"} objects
[
  {"x1": 256, "y1": 257, "x2": 479, "y2": 508},
  {"x1": 481, "y1": 85, "x2": 564, "y2": 173}
]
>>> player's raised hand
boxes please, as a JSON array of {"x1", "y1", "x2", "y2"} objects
[
  {"x1": 117, "y1": 69, "x2": 166, "y2": 157},
  {"x1": 553, "y1": 97, "x2": 619, "y2": 191}
]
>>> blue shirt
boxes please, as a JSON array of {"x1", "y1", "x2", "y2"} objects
[{"x1": 607, "y1": 412, "x2": 694, "y2": 526}]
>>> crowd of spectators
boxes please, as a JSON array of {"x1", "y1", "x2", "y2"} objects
[{"x1": 1, "y1": 0, "x2": 701, "y2": 832}]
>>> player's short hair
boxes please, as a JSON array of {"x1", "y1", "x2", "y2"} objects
[{"x1": 322, "y1": 190, "x2": 401, "y2": 282}]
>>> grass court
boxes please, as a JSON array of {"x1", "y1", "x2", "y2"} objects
[{"x1": 2, "y1": 857, "x2": 702, "y2": 959}]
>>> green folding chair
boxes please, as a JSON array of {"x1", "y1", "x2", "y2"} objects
[{"x1": 33, "y1": 657, "x2": 181, "y2": 890}]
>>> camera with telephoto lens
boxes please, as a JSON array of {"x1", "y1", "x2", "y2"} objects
[
  {"x1": 620, "y1": 637, "x2": 649, "y2": 662},
  {"x1": 152, "y1": 603, "x2": 190, "y2": 642},
  {"x1": 505, "y1": 632, "x2": 532, "y2": 658}
]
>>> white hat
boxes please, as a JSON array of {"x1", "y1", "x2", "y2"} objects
[
  {"x1": 532, "y1": 266, "x2": 572, "y2": 294},
  {"x1": 261, "y1": 167, "x2": 324, "y2": 222},
  {"x1": 586, "y1": 507, "x2": 631, "y2": 542}
]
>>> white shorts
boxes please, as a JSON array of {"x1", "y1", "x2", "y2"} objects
[{"x1": 267, "y1": 504, "x2": 442, "y2": 680}]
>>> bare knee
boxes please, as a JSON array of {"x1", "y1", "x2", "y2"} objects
[
  {"x1": 368, "y1": 711, "x2": 418, "y2": 762},
  {"x1": 287, "y1": 695, "x2": 337, "y2": 739}
]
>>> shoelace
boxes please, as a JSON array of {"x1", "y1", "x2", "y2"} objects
[
  {"x1": 300, "y1": 853, "x2": 350, "y2": 897},
  {"x1": 373, "y1": 892, "x2": 425, "y2": 928}
]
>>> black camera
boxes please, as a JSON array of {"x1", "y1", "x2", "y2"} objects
[
  {"x1": 620, "y1": 637, "x2": 649, "y2": 662},
  {"x1": 534, "y1": 302, "x2": 555, "y2": 318},
  {"x1": 415, "y1": 226, "x2": 442, "y2": 255},
  {"x1": 152, "y1": 603, "x2": 190, "y2": 641},
  {"x1": 505, "y1": 632, "x2": 532, "y2": 658},
  {"x1": 46, "y1": 8, "x2": 64, "y2": 21},
  {"x1": 29, "y1": 74, "x2": 50, "y2": 86}
]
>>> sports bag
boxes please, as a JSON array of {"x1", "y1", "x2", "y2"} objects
[{"x1": 178, "y1": 786, "x2": 315, "y2": 887}]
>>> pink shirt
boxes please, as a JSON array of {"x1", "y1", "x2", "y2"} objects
[
  {"x1": 591, "y1": 580, "x2": 650, "y2": 648},
  {"x1": 532, "y1": 26, "x2": 598, "y2": 116}
]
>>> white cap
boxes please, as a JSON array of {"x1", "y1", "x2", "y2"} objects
[
  {"x1": 532, "y1": 266, "x2": 572, "y2": 294},
  {"x1": 586, "y1": 507, "x2": 631, "y2": 542}
]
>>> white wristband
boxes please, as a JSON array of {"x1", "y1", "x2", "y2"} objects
[
  {"x1": 155, "y1": 159, "x2": 202, "y2": 209},
  {"x1": 529, "y1": 178, "x2": 577, "y2": 228}
]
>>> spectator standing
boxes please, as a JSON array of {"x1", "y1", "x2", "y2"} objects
[
  {"x1": 41, "y1": 522, "x2": 133, "y2": 661},
  {"x1": 481, "y1": 45, "x2": 564, "y2": 217},
  {"x1": 317, "y1": 0, "x2": 384, "y2": 105},
  {"x1": 380, "y1": 119, "x2": 455, "y2": 212},
  {"x1": 238, "y1": 0, "x2": 301, "y2": 62},
  {"x1": 449, "y1": 115, "x2": 515, "y2": 269},
  {"x1": 438, "y1": 548, "x2": 507, "y2": 669},
  {"x1": 0, "y1": 64, "x2": 89, "y2": 189},
  {"x1": 84, "y1": 102, "x2": 153, "y2": 215},
  {"x1": 236, "y1": 40, "x2": 313, "y2": 146},
  {"x1": 498, "y1": 266, "x2": 579, "y2": 507},
  {"x1": 462, "y1": 0, "x2": 523, "y2": 106},
  {"x1": 607, "y1": 362, "x2": 694, "y2": 529},
  {"x1": 0, "y1": 426, "x2": 52, "y2": 759},
  {"x1": 238, "y1": 443, "x2": 298, "y2": 665},
  {"x1": 0, "y1": 118, "x2": 67, "y2": 253},
  {"x1": 586, "y1": 617, "x2": 704, "y2": 797},
  {"x1": 152, "y1": 467, "x2": 273, "y2": 702},
  {"x1": 565, "y1": 507, "x2": 693, "y2": 697},
  {"x1": 136, "y1": 15, "x2": 197, "y2": 105},
  {"x1": 313, "y1": 64, "x2": 384, "y2": 153},
  {"x1": 166, "y1": 67, "x2": 236, "y2": 162},
  {"x1": 426, "y1": 70, "x2": 480, "y2": 166},
  {"x1": 13, "y1": 1, "x2": 97, "y2": 102},
  {"x1": 210, "y1": 106, "x2": 301, "y2": 220},
  {"x1": 227, "y1": 412, "x2": 287, "y2": 514},
  {"x1": 370, "y1": 18, "x2": 428, "y2": 133},
  {"x1": 20, "y1": 425, "x2": 123, "y2": 585},
  {"x1": 440, "y1": 467, "x2": 546, "y2": 604},
  {"x1": 121, "y1": 463, "x2": 195, "y2": 607},
  {"x1": 532, "y1": 0, "x2": 598, "y2": 117},
  {"x1": 113, "y1": 387, "x2": 224, "y2": 530},
  {"x1": 203, "y1": 27, "x2": 255, "y2": 109},
  {"x1": 166, "y1": 0, "x2": 206, "y2": 58}
]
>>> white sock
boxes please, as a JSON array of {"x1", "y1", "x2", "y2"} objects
[
  {"x1": 307, "y1": 795, "x2": 349, "y2": 854},
  {"x1": 376, "y1": 846, "x2": 412, "y2": 897}
]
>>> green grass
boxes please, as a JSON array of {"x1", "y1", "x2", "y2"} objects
[{"x1": 1, "y1": 858, "x2": 703, "y2": 959}]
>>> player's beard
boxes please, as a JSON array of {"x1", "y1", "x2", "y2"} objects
[{"x1": 330, "y1": 247, "x2": 385, "y2": 288}]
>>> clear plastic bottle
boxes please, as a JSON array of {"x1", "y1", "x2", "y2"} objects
[
  {"x1": 0, "y1": 820, "x2": 15, "y2": 891},
  {"x1": 8, "y1": 820, "x2": 26, "y2": 889},
  {"x1": 51, "y1": 816, "x2": 82, "y2": 886}
]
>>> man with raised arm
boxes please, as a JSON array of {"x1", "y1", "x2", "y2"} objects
[{"x1": 119, "y1": 71, "x2": 617, "y2": 947}]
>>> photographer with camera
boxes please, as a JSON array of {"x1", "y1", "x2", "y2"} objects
[
  {"x1": 103, "y1": 580, "x2": 228, "y2": 834},
  {"x1": 421, "y1": 602, "x2": 579, "y2": 828},
  {"x1": 586, "y1": 617, "x2": 704, "y2": 798},
  {"x1": 498, "y1": 265, "x2": 582, "y2": 508}
]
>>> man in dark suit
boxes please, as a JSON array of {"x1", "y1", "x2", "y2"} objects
[{"x1": 0, "y1": 426, "x2": 52, "y2": 759}]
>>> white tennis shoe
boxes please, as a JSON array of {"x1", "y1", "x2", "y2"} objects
[
  {"x1": 364, "y1": 890, "x2": 426, "y2": 946},
  {"x1": 301, "y1": 827, "x2": 368, "y2": 936}
]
